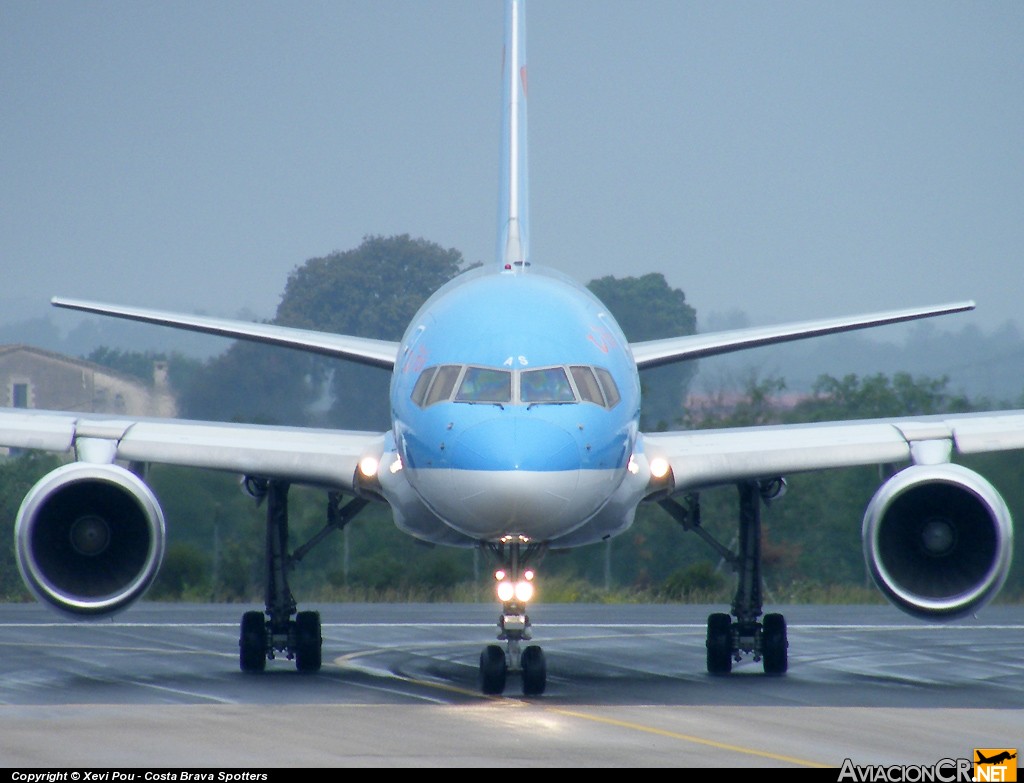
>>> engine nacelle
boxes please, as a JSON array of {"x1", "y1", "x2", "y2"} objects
[
  {"x1": 15, "y1": 462, "x2": 166, "y2": 618},
  {"x1": 863, "y1": 463, "x2": 1013, "y2": 621}
]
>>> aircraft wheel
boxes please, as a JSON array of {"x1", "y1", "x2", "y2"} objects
[
  {"x1": 706, "y1": 612, "x2": 733, "y2": 675},
  {"x1": 294, "y1": 610, "x2": 322, "y2": 673},
  {"x1": 239, "y1": 611, "x2": 267, "y2": 673},
  {"x1": 479, "y1": 644, "x2": 507, "y2": 695},
  {"x1": 762, "y1": 613, "x2": 788, "y2": 675},
  {"x1": 521, "y1": 644, "x2": 546, "y2": 696}
]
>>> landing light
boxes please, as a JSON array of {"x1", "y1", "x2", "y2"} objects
[
  {"x1": 627, "y1": 455, "x2": 640, "y2": 475},
  {"x1": 495, "y1": 567, "x2": 535, "y2": 604},
  {"x1": 389, "y1": 456, "x2": 403, "y2": 474},
  {"x1": 649, "y1": 457, "x2": 670, "y2": 479},
  {"x1": 495, "y1": 577, "x2": 535, "y2": 604},
  {"x1": 497, "y1": 580, "x2": 515, "y2": 602},
  {"x1": 514, "y1": 580, "x2": 534, "y2": 603},
  {"x1": 358, "y1": 456, "x2": 379, "y2": 478}
]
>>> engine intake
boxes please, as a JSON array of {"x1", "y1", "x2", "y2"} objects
[
  {"x1": 16, "y1": 462, "x2": 166, "y2": 617},
  {"x1": 863, "y1": 463, "x2": 1013, "y2": 620}
]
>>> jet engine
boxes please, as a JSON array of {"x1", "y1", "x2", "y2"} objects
[
  {"x1": 862, "y1": 463, "x2": 1013, "y2": 620},
  {"x1": 15, "y1": 462, "x2": 166, "y2": 617}
]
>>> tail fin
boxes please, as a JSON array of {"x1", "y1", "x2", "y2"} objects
[{"x1": 498, "y1": 0, "x2": 529, "y2": 270}]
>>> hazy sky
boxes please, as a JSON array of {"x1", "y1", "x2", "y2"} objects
[{"x1": 3, "y1": 1, "x2": 1022, "y2": 336}]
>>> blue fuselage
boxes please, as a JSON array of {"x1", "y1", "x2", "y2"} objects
[{"x1": 381, "y1": 265, "x2": 645, "y2": 546}]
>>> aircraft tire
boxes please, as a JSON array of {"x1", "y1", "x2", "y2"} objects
[
  {"x1": 294, "y1": 610, "x2": 322, "y2": 673},
  {"x1": 706, "y1": 612, "x2": 733, "y2": 675},
  {"x1": 762, "y1": 613, "x2": 788, "y2": 675},
  {"x1": 479, "y1": 644, "x2": 507, "y2": 695},
  {"x1": 239, "y1": 611, "x2": 267, "y2": 673},
  {"x1": 521, "y1": 644, "x2": 546, "y2": 696}
]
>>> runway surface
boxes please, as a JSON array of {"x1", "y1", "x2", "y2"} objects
[{"x1": 0, "y1": 602, "x2": 1020, "y2": 767}]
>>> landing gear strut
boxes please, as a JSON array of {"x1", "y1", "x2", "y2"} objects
[
  {"x1": 238, "y1": 480, "x2": 367, "y2": 673},
  {"x1": 479, "y1": 540, "x2": 547, "y2": 696},
  {"x1": 660, "y1": 480, "x2": 789, "y2": 675}
]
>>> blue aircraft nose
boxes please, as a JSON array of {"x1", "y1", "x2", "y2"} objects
[
  {"x1": 406, "y1": 413, "x2": 615, "y2": 540},
  {"x1": 450, "y1": 414, "x2": 580, "y2": 472},
  {"x1": 400, "y1": 412, "x2": 625, "y2": 540}
]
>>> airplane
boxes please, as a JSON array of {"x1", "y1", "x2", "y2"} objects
[
  {"x1": 1, "y1": 0, "x2": 1022, "y2": 697},
  {"x1": 976, "y1": 752, "x2": 1017, "y2": 765}
]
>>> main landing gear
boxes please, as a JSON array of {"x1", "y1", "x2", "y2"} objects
[
  {"x1": 238, "y1": 479, "x2": 367, "y2": 673},
  {"x1": 660, "y1": 480, "x2": 789, "y2": 676},
  {"x1": 479, "y1": 540, "x2": 547, "y2": 696}
]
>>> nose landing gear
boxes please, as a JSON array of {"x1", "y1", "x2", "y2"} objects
[{"x1": 479, "y1": 540, "x2": 547, "y2": 696}]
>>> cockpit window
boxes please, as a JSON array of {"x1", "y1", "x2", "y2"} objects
[
  {"x1": 521, "y1": 367, "x2": 575, "y2": 403},
  {"x1": 593, "y1": 367, "x2": 621, "y2": 408},
  {"x1": 570, "y1": 365, "x2": 604, "y2": 406},
  {"x1": 411, "y1": 366, "x2": 437, "y2": 406},
  {"x1": 424, "y1": 365, "x2": 462, "y2": 406},
  {"x1": 455, "y1": 367, "x2": 512, "y2": 403},
  {"x1": 412, "y1": 362, "x2": 621, "y2": 409}
]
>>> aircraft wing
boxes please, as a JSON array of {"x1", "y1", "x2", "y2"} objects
[
  {"x1": 629, "y1": 301, "x2": 975, "y2": 369},
  {"x1": 0, "y1": 407, "x2": 385, "y2": 491},
  {"x1": 52, "y1": 297, "x2": 400, "y2": 369},
  {"x1": 642, "y1": 410, "x2": 1024, "y2": 492}
]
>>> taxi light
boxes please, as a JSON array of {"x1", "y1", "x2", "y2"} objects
[
  {"x1": 649, "y1": 457, "x2": 670, "y2": 479},
  {"x1": 358, "y1": 456, "x2": 380, "y2": 478},
  {"x1": 497, "y1": 580, "x2": 515, "y2": 602},
  {"x1": 514, "y1": 580, "x2": 534, "y2": 603},
  {"x1": 523, "y1": 569, "x2": 534, "y2": 581},
  {"x1": 389, "y1": 456, "x2": 403, "y2": 474},
  {"x1": 627, "y1": 455, "x2": 640, "y2": 475},
  {"x1": 494, "y1": 569, "x2": 507, "y2": 581}
]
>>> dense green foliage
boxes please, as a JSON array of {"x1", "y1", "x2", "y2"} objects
[
  {"x1": 588, "y1": 273, "x2": 697, "y2": 430},
  {"x1": 178, "y1": 341, "x2": 318, "y2": 426}
]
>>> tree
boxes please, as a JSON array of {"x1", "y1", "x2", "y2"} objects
[
  {"x1": 587, "y1": 273, "x2": 697, "y2": 430},
  {"x1": 178, "y1": 341, "x2": 318, "y2": 425},
  {"x1": 791, "y1": 372, "x2": 973, "y2": 421},
  {"x1": 276, "y1": 234, "x2": 471, "y2": 429},
  {"x1": 685, "y1": 370, "x2": 788, "y2": 429},
  {"x1": 179, "y1": 235, "x2": 472, "y2": 428}
]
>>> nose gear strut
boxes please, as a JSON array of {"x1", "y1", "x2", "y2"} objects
[{"x1": 479, "y1": 539, "x2": 548, "y2": 696}]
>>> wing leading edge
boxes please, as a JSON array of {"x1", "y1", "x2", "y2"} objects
[
  {"x1": 630, "y1": 301, "x2": 975, "y2": 369},
  {"x1": 643, "y1": 410, "x2": 1024, "y2": 493},
  {"x1": 52, "y1": 297, "x2": 400, "y2": 369},
  {"x1": 0, "y1": 407, "x2": 384, "y2": 492}
]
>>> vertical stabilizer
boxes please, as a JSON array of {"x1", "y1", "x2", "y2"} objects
[{"x1": 498, "y1": 0, "x2": 529, "y2": 270}]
